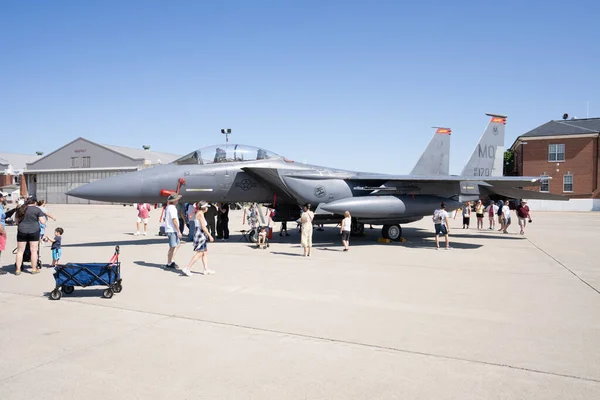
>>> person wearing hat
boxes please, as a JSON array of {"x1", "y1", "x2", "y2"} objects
[
  {"x1": 0, "y1": 192, "x2": 6, "y2": 273},
  {"x1": 432, "y1": 202, "x2": 451, "y2": 249},
  {"x1": 181, "y1": 201, "x2": 215, "y2": 276},
  {"x1": 516, "y1": 200, "x2": 532, "y2": 235},
  {"x1": 163, "y1": 193, "x2": 183, "y2": 269}
]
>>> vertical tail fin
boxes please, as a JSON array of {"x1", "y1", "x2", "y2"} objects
[
  {"x1": 410, "y1": 127, "x2": 451, "y2": 175},
  {"x1": 460, "y1": 114, "x2": 506, "y2": 177}
]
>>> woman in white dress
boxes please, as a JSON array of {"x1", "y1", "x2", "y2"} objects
[{"x1": 300, "y1": 203, "x2": 314, "y2": 257}]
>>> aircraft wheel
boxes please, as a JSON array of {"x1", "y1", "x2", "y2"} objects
[
  {"x1": 384, "y1": 224, "x2": 402, "y2": 241},
  {"x1": 381, "y1": 225, "x2": 390, "y2": 239},
  {"x1": 350, "y1": 219, "x2": 364, "y2": 236},
  {"x1": 248, "y1": 229, "x2": 258, "y2": 243}
]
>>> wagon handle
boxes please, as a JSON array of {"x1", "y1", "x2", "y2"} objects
[{"x1": 115, "y1": 245, "x2": 120, "y2": 255}]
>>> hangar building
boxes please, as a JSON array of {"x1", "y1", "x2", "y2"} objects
[{"x1": 24, "y1": 137, "x2": 180, "y2": 204}]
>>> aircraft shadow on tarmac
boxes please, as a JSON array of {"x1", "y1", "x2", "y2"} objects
[{"x1": 57, "y1": 227, "x2": 523, "y2": 250}]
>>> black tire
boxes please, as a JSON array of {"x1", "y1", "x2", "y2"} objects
[
  {"x1": 37, "y1": 260, "x2": 43, "y2": 268},
  {"x1": 113, "y1": 284, "x2": 123, "y2": 293},
  {"x1": 385, "y1": 224, "x2": 403, "y2": 241},
  {"x1": 103, "y1": 288, "x2": 114, "y2": 299},
  {"x1": 350, "y1": 219, "x2": 364, "y2": 236},
  {"x1": 62, "y1": 285, "x2": 75, "y2": 294},
  {"x1": 50, "y1": 289, "x2": 61, "y2": 300},
  {"x1": 381, "y1": 225, "x2": 390, "y2": 239},
  {"x1": 248, "y1": 229, "x2": 258, "y2": 243}
]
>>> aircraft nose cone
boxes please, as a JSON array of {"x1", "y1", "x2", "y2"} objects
[{"x1": 67, "y1": 171, "x2": 143, "y2": 203}]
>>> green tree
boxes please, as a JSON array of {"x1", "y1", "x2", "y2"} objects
[{"x1": 503, "y1": 150, "x2": 515, "y2": 176}]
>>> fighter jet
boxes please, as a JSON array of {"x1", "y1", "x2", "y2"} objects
[{"x1": 67, "y1": 114, "x2": 562, "y2": 241}]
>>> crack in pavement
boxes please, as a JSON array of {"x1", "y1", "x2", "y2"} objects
[
  {"x1": 1, "y1": 290, "x2": 599, "y2": 384},
  {"x1": 526, "y1": 237, "x2": 600, "y2": 296}
]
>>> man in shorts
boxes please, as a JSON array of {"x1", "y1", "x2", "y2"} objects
[
  {"x1": 516, "y1": 200, "x2": 532, "y2": 235},
  {"x1": 135, "y1": 203, "x2": 151, "y2": 236},
  {"x1": 164, "y1": 194, "x2": 183, "y2": 269},
  {"x1": 433, "y1": 202, "x2": 451, "y2": 249}
]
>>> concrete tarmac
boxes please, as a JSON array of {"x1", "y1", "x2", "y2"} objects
[{"x1": 0, "y1": 205, "x2": 599, "y2": 399}]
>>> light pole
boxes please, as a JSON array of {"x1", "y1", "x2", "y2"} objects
[{"x1": 221, "y1": 128, "x2": 232, "y2": 144}]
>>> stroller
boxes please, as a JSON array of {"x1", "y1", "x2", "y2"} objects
[
  {"x1": 12, "y1": 242, "x2": 43, "y2": 269},
  {"x1": 49, "y1": 246, "x2": 122, "y2": 300}
]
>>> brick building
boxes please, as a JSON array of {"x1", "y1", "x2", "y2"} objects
[{"x1": 510, "y1": 117, "x2": 600, "y2": 201}]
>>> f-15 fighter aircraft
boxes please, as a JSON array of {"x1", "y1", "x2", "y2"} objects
[{"x1": 68, "y1": 114, "x2": 564, "y2": 240}]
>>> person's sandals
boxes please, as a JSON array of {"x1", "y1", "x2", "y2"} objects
[
  {"x1": 15, "y1": 269, "x2": 21, "y2": 275},
  {"x1": 31, "y1": 268, "x2": 41, "y2": 274}
]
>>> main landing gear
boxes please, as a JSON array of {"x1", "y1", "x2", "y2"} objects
[
  {"x1": 382, "y1": 224, "x2": 403, "y2": 241},
  {"x1": 350, "y1": 219, "x2": 364, "y2": 236}
]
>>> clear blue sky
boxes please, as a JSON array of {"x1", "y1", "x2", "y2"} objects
[{"x1": 2, "y1": 0, "x2": 599, "y2": 174}]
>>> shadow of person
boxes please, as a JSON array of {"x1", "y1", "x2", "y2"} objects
[{"x1": 133, "y1": 260, "x2": 183, "y2": 274}]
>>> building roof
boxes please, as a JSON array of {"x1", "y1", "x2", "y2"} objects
[
  {"x1": 521, "y1": 118, "x2": 600, "y2": 138},
  {"x1": 102, "y1": 144, "x2": 180, "y2": 164},
  {"x1": 0, "y1": 152, "x2": 42, "y2": 171},
  {"x1": 26, "y1": 137, "x2": 181, "y2": 168}
]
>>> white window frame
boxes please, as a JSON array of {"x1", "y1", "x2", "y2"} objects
[
  {"x1": 70, "y1": 157, "x2": 79, "y2": 168},
  {"x1": 540, "y1": 173, "x2": 550, "y2": 193},
  {"x1": 563, "y1": 174, "x2": 573, "y2": 193},
  {"x1": 82, "y1": 156, "x2": 91, "y2": 168},
  {"x1": 548, "y1": 144, "x2": 565, "y2": 162}
]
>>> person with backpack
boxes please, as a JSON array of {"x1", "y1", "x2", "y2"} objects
[
  {"x1": 496, "y1": 199, "x2": 505, "y2": 232},
  {"x1": 433, "y1": 202, "x2": 451, "y2": 250}
]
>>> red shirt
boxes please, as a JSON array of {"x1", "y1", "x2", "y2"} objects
[{"x1": 137, "y1": 203, "x2": 151, "y2": 219}]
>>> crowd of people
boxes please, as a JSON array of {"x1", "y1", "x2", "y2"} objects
[
  {"x1": 434, "y1": 199, "x2": 532, "y2": 249},
  {"x1": 0, "y1": 192, "x2": 64, "y2": 275},
  {"x1": 0, "y1": 190, "x2": 535, "y2": 277}
]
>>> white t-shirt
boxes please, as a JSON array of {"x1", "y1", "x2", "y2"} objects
[
  {"x1": 502, "y1": 205, "x2": 511, "y2": 219},
  {"x1": 342, "y1": 217, "x2": 351, "y2": 232},
  {"x1": 433, "y1": 209, "x2": 448, "y2": 226},
  {"x1": 187, "y1": 204, "x2": 196, "y2": 221},
  {"x1": 164, "y1": 204, "x2": 179, "y2": 233}
]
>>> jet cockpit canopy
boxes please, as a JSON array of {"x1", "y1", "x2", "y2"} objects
[{"x1": 173, "y1": 144, "x2": 282, "y2": 165}]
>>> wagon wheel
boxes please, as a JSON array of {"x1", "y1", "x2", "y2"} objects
[
  {"x1": 113, "y1": 283, "x2": 123, "y2": 293},
  {"x1": 62, "y1": 285, "x2": 75, "y2": 295},
  {"x1": 50, "y1": 289, "x2": 62, "y2": 300},
  {"x1": 103, "y1": 288, "x2": 114, "y2": 299}
]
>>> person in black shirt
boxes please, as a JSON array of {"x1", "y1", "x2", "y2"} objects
[
  {"x1": 15, "y1": 197, "x2": 46, "y2": 275},
  {"x1": 220, "y1": 203, "x2": 230, "y2": 240}
]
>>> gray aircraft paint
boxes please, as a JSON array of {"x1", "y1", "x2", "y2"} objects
[
  {"x1": 460, "y1": 114, "x2": 506, "y2": 177},
  {"x1": 68, "y1": 120, "x2": 565, "y2": 236},
  {"x1": 321, "y1": 195, "x2": 462, "y2": 218},
  {"x1": 410, "y1": 128, "x2": 451, "y2": 175}
]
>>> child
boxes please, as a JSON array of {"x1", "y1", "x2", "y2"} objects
[
  {"x1": 45, "y1": 227, "x2": 64, "y2": 267},
  {"x1": 257, "y1": 226, "x2": 268, "y2": 249}
]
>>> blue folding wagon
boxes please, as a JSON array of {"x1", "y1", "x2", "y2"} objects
[{"x1": 50, "y1": 246, "x2": 122, "y2": 300}]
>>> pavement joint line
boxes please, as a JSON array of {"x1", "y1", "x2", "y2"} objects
[
  {"x1": 0, "y1": 311, "x2": 172, "y2": 384},
  {"x1": 526, "y1": 238, "x2": 600, "y2": 296},
  {"x1": 2, "y1": 289, "x2": 599, "y2": 384}
]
